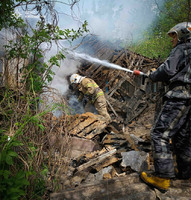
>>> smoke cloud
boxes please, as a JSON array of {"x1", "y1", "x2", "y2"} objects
[
  {"x1": 50, "y1": 55, "x2": 80, "y2": 95},
  {"x1": 56, "y1": 0, "x2": 163, "y2": 43}
]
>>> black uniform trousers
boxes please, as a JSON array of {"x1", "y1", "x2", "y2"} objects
[{"x1": 151, "y1": 98, "x2": 191, "y2": 178}]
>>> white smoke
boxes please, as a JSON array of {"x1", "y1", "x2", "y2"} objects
[
  {"x1": 39, "y1": 43, "x2": 81, "y2": 115},
  {"x1": 59, "y1": 0, "x2": 164, "y2": 43},
  {"x1": 50, "y1": 57, "x2": 80, "y2": 95}
]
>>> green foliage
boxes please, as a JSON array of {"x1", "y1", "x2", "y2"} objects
[
  {"x1": 0, "y1": 0, "x2": 29, "y2": 30},
  {"x1": 0, "y1": 133, "x2": 29, "y2": 200},
  {"x1": 0, "y1": 1, "x2": 89, "y2": 199},
  {"x1": 0, "y1": 105, "x2": 57, "y2": 199},
  {"x1": 5, "y1": 20, "x2": 88, "y2": 94},
  {"x1": 130, "y1": 32, "x2": 172, "y2": 60},
  {"x1": 130, "y1": 0, "x2": 191, "y2": 60}
]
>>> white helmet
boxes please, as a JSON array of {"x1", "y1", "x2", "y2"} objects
[
  {"x1": 168, "y1": 22, "x2": 191, "y2": 42},
  {"x1": 70, "y1": 74, "x2": 84, "y2": 84}
]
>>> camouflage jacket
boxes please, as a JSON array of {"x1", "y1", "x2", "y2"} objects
[
  {"x1": 150, "y1": 42, "x2": 191, "y2": 99},
  {"x1": 78, "y1": 78, "x2": 104, "y2": 103}
]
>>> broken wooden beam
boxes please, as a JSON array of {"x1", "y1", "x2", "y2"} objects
[{"x1": 77, "y1": 149, "x2": 116, "y2": 172}]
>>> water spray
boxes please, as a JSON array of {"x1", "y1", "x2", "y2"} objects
[{"x1": 67, "y1": 50, "x2": 147, "y2": 77}]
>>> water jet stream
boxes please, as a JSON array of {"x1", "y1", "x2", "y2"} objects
[{"x1": 67, "y1": 51, "x2": 146, "y2": 76}]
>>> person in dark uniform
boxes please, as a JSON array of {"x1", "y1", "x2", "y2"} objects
[{"x1": 140, "y1": 22, "x2": 191, "y2": 192}]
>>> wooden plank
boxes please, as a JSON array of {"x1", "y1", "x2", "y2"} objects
[
  {"x1": 66, "y1": 115, "x2": 84, "y2": 132},
  {"x1": 86, "y1": 64, "x2": 99, "y2": 74},
  {"x1": 91, "y1": 65, "x2": 104, "y2": 79},
  {"x1": 127, "y1": 102, "x2": 148, "y2": 123},
  {"x1": 102, "y1": 70, "x2": 121, "y2": 91},
  {"x1": 94, "y1": 156, "x2": 119, "y2": 171},
  {"x1": 72, "y1": 119, "x2": 97, "y2": 136},
  {"x1": 128, "y1": 54, "x2": 137, "y2": 70},
  {"x1": 111, "y1": 51, "x2": 125, "y2": 63},
  {"x1": 77, "y1": 149, "x2": 116, "y2": 172},
  {"x1": 102, "y1": 134, "x2": 127, "y2": 146},
  {"x1": 66, "y1": 113, "x2": 107, "y2": 137},
  {"x1": 85, "y1": 122, "x2": 107, "y2": 139},
  {"x1": 106, "y1": 99, "x2": 119, "y2": 117},
  {"x1": 113, "y1": 52, "x2": 126, "y2": 66},
  {"x1": 107, "y1": 75, "x2": 132, "y2": 98},
  {"x1": 106, "y1": 96, "x2": 126, "y2": 112}
]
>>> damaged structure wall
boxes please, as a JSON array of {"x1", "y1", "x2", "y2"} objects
[
  {"x1": 0, "y1": 29, "x2": 42, "y2": 91},
  {"x1": 74, "y1": 36, "x2": 162, "y2": 123},
  {"x1": 0, "y1": 29, "x2": 30, "y2": 89}
]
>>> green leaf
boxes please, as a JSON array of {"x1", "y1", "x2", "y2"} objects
[
  {"x1": 6, "y1": 155, "x2": 13, "y2": 165},
  {"x1": 8, "y1": 151, "x2": 18, "y2": 157},
  {"x1": 15, "y1": 171, "x2": 25, "y2": 180},
  {"x1": 9, "y1": 187, "x2": 25, "y2": 195},
  {"x1": 30, "y1": 146, "x2": 36, "y2": 152},
  {"x1": 41, "y1": 167, "x2": 48, "y2": 176},
  {"x1": 38, "y1": 124, "x2": 45, "y2": 130},
  {"x1": 25, "y1": 170, "x2": 34, "y2": 178},
  {"x1": 2, "y1": 170, "x2": 11, "y2": 179},
  {"x1": 11, "y1": 141, "x2": 23, "y2": 147},
  {"x1": 20, "y1": 178, "x2": 30, "y2": 186}
]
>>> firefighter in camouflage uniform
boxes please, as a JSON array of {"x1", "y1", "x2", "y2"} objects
[
  {"x1": 70, "y1": 74, "x2": 111, "y2": 122},
  {"x1": 140, "y1": 22, "x2": 191, "y2": 192}
]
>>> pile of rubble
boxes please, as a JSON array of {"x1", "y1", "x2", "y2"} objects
[
  {"x1": 46, "y1": 110, "x2": 154, "y2": 190},
  {"x1": 47, "y1": 109, "x2": 191, "y2": 200}
]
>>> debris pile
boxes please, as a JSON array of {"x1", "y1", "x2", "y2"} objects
[
  {"x1": 47, "y1": 109, "x2": 191, "y2": 200},
  {"x1": 46, "y1": 111, "x2": 153, "y2": 190}
]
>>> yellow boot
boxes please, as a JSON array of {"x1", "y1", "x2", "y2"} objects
[{"x1": 140, "y1": 172, "x2": 170, "y2": 193}]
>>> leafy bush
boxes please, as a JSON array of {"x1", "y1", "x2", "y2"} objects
[{"x1": 0, "y1": 1, "x2": 89, "y2": 199}]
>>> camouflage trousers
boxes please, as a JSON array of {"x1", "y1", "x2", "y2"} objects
[
  {"x1": 94, "y1": 95, "x2": 111, "y2": 123},
  {"x1": 151, "y1": 98, "x2": 191, "y2": 178}
]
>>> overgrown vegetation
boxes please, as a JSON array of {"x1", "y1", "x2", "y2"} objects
[
  {"x1": 129, "y1": 0, "x2": 191, "y2": 60},
  {"x1": 0, "y1": 1, "x2": 88, "y2": 199}
]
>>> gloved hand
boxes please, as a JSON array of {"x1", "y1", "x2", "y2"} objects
[
  {"x1": 146, "y1": 67, "x2": 157, "y2": 77},
  {"x1": 69, "y1": 84, "x2": 74, "y2": 90},
  {"x1": 82, "y1": 98, "x2": 88, "y2": 107},
  {"x1": 151, "y1": 68, "x2": 157, "y2": 72},
  {"x1": 82, "y1": 95, "x2": 90, "y2": 107}
]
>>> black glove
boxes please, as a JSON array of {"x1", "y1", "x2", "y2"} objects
[
  {"x1": 82, "y1": 95, "x2": 92, "y2": 107},
  {"x1": 69, "y1": 84, "x2": 74, "y2": 90},
  {"x1": 82, "y1": 98, "x2": 88, "y2": 107},
  {"x1": 142, "y1": 74, "x2": 149, "y2": 85}
]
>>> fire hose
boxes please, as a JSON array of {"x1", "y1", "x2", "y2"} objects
[
  {"x1": 117, "y1": 67, "x2": 147, "y2": 76},
  {"x1": 131, "y1": 69, "x2": 148, "y2": 77},
  {"x1": 122, "y1": 69, "x2": 148, "y2": 85}
]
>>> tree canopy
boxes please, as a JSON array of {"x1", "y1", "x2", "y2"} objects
[{"x1": 129, "y1": 0, "x2": 191, "y2": 60}]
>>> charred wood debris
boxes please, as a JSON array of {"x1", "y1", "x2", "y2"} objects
[{"x1": 47, "y1": 36, "x2": 165, "y2": 190}]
